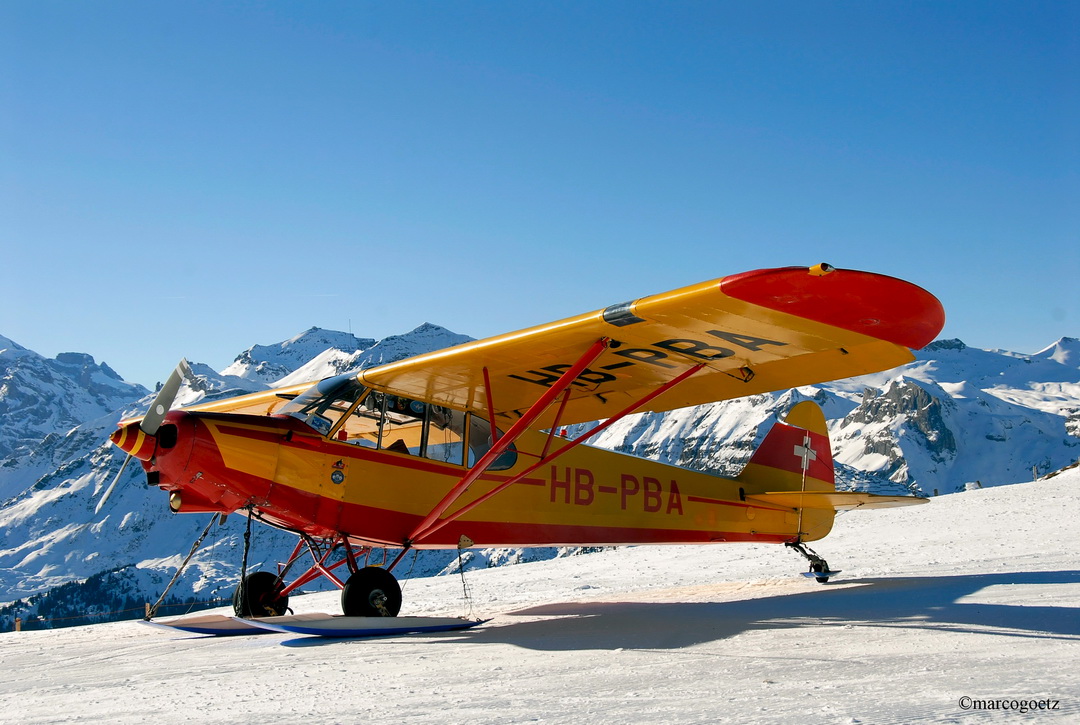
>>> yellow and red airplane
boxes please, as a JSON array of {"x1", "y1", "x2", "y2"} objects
[{"x1": 105, "y1": 264, "x2": 944, "y2": 619}]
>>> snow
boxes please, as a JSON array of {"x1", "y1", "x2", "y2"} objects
[
  {"x1": 0, "y1": 335, "x2": 33, "y2": 360},
  {"x1": 3, "y1": 470, "x2": 1078, "y2": 724}
]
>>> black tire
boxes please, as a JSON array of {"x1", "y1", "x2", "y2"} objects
[
  {"x1": 811, "y1": 560, "x2": 830, "y2": 584},
  {"x1": 342, "y1": 566, "x2": 402, "y2": 617},
  {"x1": 233, "y1": 571, "x2": 289, "y2": 617}
]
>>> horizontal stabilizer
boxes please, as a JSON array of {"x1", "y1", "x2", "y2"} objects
[{"x1": 746, "y1": 491, "x2": 929, "y2": 510}]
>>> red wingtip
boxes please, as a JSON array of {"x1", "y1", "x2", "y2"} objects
[{"x1": 721, "y1": 266, "x2": 945, "y2": 350}]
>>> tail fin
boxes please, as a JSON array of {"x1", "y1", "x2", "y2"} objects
[
  {"x1": 740, "y1": 400, "x2": 929, "y2": 518},
  {"x1": 738, "y1": 401, "x2": 834, "y2": 494}
]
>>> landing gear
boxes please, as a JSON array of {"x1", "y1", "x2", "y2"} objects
[
  {"x1": 786, "y1": 541, "x2": 838, "y2": 584},
  {"x1": 233, "y1": 571, "x2": 290, "y2": 617},
  {"x1": 342, "y1": 566, "x2": 402, "y2": 617},
  {"x1": 808, "y1": 558, "x2": 830, "y2": 584}
]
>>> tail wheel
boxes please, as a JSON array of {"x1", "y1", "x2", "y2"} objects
[
  {"x1": 233, "y1": 571, "x2": 289, "y2": 617},
  {"x1": 342, "y1": 566, "x2": 401, "y2": 617}
]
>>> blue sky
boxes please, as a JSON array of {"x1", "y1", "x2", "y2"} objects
[{"x1": 2, "y1": 1, "x2": 1077, "y2": 388}]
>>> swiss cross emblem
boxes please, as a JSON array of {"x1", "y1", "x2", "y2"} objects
[{"x1": 794, "y1": 434, "x2": 817, "y2": 472}]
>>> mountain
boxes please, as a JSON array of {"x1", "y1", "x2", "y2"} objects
[
  {"x1": 829, "y1": 338, "x2": 1080, "y2": 492},
  {"x1": 0, "y1": 335, "x2": 147, "y2": 466},
  {"x1": 1, "y1": 329, "x2": 1077, "y2": 630},
  {"x1": 221, "y1": 328, "x2": 377, "y2": 386},
  {"x1": 275, "y1": 323, "x2": 472, "y2": 387},
  {"x1": 1032, "y1": 336, "x2": 1080, "y2": 368}
]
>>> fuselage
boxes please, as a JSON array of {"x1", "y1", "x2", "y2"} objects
[{"x1": 114, "y1": 404, "x2": 831, "y2": 550}]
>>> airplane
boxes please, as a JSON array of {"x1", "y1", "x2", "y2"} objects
[{"x1": 103, "y1": 263, "x2": 945, "y2": 620}]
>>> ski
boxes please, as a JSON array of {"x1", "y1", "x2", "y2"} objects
[
  {"x1": 233, "y1": 614, "x2": 488, "y2": 638},
  {"x1": 141, "y1": 612, "x2": 334, "y2": 636}
]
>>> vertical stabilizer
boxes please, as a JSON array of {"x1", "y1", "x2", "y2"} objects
[
  {"x1": 737, "y1": 400, "x2": 836, "y2": 541},
  {"x1": 738, "y1": 401, "x2": 835, "y2": 492}
]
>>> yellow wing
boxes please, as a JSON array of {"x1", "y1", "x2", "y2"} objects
[{"x1": 358, "y1": 265, "x2": 945, "y2": 427}]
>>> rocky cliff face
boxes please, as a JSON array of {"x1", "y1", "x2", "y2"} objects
[
  {"x1": 0, "y1": 336, "x2": 147, "y2": 465},
  {"x1": 834, "y1": 379, "x2": 958, "y2": 486},
  {"x1": 829, "y1": 339, "x2": 1080, "y2": 492}
]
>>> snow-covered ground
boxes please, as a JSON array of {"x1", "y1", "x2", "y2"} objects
[{"x1": 3, "y1": 470, "x2": 1078, "y2": 724}]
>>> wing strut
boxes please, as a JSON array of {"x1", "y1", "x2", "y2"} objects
[
  {"x1": 541, "y1": 389, "x2": 573, "y2": 459},
  {"x1": 482, "y1": 366, "x2": 501, "y2": 446},
  {"x1": 404, "y1": 337, "x2": 612, "y2": 547},
  {"x1": 407, "y1": 361, "x2": 706, "y2": 547}
]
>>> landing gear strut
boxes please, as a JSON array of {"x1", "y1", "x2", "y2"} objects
[{"x1": 786, "y1": 541, "x2": 836, "y2": 584}]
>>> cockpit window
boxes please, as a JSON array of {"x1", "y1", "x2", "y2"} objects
[
  {"x1": 425, "y1": 405, "x2": 466, "y2": 464},
  {"x1": 283, "y1": 376, "x2": 516, "y2": 470}
]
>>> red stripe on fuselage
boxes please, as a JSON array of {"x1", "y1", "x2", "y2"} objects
[{"x1": 686, "y1": 495, "x2": 790, "y2": 512}]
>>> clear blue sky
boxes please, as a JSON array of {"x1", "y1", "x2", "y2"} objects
[{"x1": 2, "y1": 1, "x2": 1077, "y2": 388}]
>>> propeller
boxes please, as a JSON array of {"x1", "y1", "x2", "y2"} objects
[{"x1": 96, "y1": 359, "x2": 193, "y2": 514}]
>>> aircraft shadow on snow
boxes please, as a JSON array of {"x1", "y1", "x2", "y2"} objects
[{"x1": 445, "y1": 569, "x2": 1080, "y2": 652}]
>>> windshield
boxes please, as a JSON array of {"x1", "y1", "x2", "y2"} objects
[{"x1": 279, "y1": 373, "x2": 366, "y2": 435}]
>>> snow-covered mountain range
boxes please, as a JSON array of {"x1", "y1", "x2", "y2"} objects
[{"x1": 1, "y1": 326, "x2": 1077, "y2": 630}]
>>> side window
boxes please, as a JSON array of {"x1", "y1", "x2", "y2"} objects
[
  {"x1": 325, "y1": 391, "x2": 516, "y2": 471},
  {"x1": 379, "y1": 395, "x2": 426, "y2": 455},
  {"x1": 333, "y1": 392, "x2": 427, "y2": 455},
  {"x1": 468, "y1": 416, "x2": 518, "y2": 472},
  {"x1": 424, "y1": 406, "x2": 466, "y2": 466},
  {"x1": 332, "y1": 390, "x2": 382, "y2": 448}
]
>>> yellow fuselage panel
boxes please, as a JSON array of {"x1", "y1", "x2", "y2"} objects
[
  {"x1": 201, "y1": 420, "x2": 831, "y2": 545},
  {"x1": 203, "y1": 420, "x2": 281, "y2": 481}
]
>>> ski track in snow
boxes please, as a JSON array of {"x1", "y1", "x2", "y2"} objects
[{"x1": 2, "y1": 471, "x2": 1079, "y2": 724}]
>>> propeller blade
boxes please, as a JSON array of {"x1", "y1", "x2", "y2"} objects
[
  {"x1": 95, "y1": 452, "x2": 132, "y2": 514},
  {"x1": 141, "y1": 358, "x2": 193, "y2": 436}
]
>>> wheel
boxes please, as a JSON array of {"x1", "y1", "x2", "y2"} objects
[
  {"x1": 810, "y1": 560, "x2": 830, "y2": 584},
  {"x1": 342, "y1": 566, "x2": 401, "y2": 617},
  {"x1": 233, "y1": 571, "x2": 289, "y2": 617}
]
